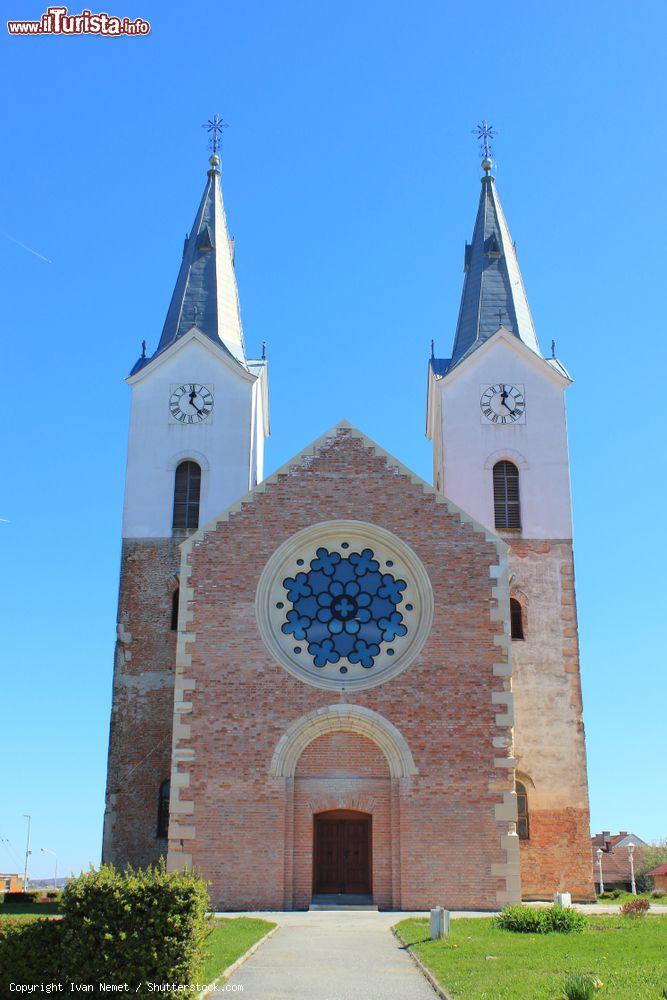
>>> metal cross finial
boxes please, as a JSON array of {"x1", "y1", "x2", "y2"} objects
[
  {"x1": 203, "y1": 114, "x2": 229, "y2": 156},
  {"x1": 261, "y1": 340, "x2": 267, "y2": 361},
  {"x1": 551, "y1": 339, "x2": 556, "y2": 358},
  {"x1": 141, "y1": 339, "x2": 146, "y2": 359},
  {"x1": 473, "y1": 120, "x2": 497, "y2": 172},
  {"x1": 430, "y1": 339, "x2": 435, "y2": 359},
  {"x1": 474, "y1": 120, "x2": 496, "y2": 159}
]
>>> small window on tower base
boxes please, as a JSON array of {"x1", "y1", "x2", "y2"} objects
[{"x1": 510, "y1": 598, "x2": 524, "y2": 640}]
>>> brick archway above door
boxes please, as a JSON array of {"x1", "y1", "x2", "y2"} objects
[{"x1": 269, "y1": 704, "x2": 418, "y2": 780}]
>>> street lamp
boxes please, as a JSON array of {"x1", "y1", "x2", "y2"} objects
[
  {"x1": 40, "y1": 848, "x2": 58, "y2": 891},
  {"x1": 596, "y1": 847, "x2": 604, "y2": 895},
  {"x1": 627, "y1": 843, "x2": 636, "y2": 895}
]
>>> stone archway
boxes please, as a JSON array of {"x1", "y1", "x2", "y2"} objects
[
  {"x1": 269, "y1": 703, "x2": 418, "y2": 779},
  {"x1": 270, "y1": 705, "x2": 416, "y2": 909}
]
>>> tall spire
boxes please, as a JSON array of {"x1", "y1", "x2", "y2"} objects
[
  {"x1": 448, "y1": 139, "x2": 540, "y2": 367},
  {"x1": 156, "y1": 140, "x2": 246, "y2": 365}
]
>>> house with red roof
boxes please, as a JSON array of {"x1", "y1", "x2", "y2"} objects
[
  {"x1": 591, "y1": 831, "x2": 647, "y2": 892},
  {"x1": 647, "y1": 863, "x2": 667, "y2": 892}
]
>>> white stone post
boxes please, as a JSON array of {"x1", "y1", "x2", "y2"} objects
[
  {"x1": 553, "y1": 891, "x2": 571, "y2": 908},
  {"x1": 430, "y1": 906, "x2": 450, "y2": 939}
]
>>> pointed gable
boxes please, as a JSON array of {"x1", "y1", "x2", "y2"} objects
[
  {"x1": 155, "y1": 155, "x2": 246, "y2": 365},
  {"x1": 449, "y1": 172, "x2": 540, "y2": 367}
]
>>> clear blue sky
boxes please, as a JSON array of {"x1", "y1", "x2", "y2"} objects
[{"x1": 1, "y1": 0, "x2": 665, "y2": 879}]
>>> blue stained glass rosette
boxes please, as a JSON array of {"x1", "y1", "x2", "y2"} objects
[{"x1": 280, "y1": 546, "x2": 409, "y2": 671}]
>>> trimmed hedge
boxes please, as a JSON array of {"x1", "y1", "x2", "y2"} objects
[
  {"x1": 2, "y1": 891, "x2": 40, "y2": 905},
  {"x1": 61, "y1": 862, "x2": 210, "y2": 993},
  {"x1": 497, "y1": 904, "x2": 586, "y2": 934},
  {"x1": 0, "y1": 864, "x2": 210, "y2": 995},
  {"x1": 0, "y1": 918, "x2": 64, "y2": 992}
]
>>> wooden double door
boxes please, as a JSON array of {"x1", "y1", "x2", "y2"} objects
[{"x1": 313, "y1": 809, "x2": 372, "y2": 895}]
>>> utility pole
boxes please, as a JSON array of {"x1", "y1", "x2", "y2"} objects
[{"x1": 23, "y1": 815, "x2": 31, "y2": 892}]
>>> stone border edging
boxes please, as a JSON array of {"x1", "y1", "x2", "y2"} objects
[
  {"x1": 391, "y1": 925, "x2": 453, "y2": 1000},
  {"x1": 198, "y1": 924, "x2": 278, "y2": 997}
]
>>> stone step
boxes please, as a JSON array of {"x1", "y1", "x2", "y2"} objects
[{"x1": 309, "y1": 893, "x2": 378, "y2": 911}]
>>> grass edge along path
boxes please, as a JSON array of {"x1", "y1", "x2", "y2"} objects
[
  {"x1": 393, "y1": 914, "x2": 667, "y2": 999},
  {"x1": 199, "y1": 917, "x2": 277, "y2": 994}
]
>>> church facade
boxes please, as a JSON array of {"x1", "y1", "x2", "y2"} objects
[{"x1": 102, "y1": 144, "x2": 595, "y2": 909}]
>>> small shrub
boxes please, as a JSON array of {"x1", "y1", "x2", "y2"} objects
[
  {"x1": 497, "y1": 905, "x2": 546, "y2": 933},
  {"x1": 0, "y1": 918, "x2": 64, "y2": 991},
  {"x1": 542, "y1": 906, "x2": 586, "y2": 934},
  {"x1": 498, "y1": 904, "x2": 585, "y2": 934},
  {"x1": 2, "y1": 891, "x2": 40, "y2": 905},
  {"x1": 45, "y1": 890, "x2": 61, "y2": 901},
  {"x1": 562, "y1": 973, "x2": 602, "y2": 999},
  {"x1": 650, "y1": 888, "x2": 665, "y2": 899},
  {"x1": 619, "y1": 897, "x2": 650, "y2": 917},
  {"x1": 598, "y1": 891, "x2": 615, "y2": 900}
]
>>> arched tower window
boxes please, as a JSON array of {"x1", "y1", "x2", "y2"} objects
[
  {"x1": 516, "y1": 780, "x2": 530, "y2": 840},
  {"x1": 157, "y1": 779, "x2": 170, "y2": 839},
  {"x1": 510, "y1": 598, "x2": 524, "y2": 640},
  {"x1": 493, "y1": 460, "x2": 521, "y2": 530},
  {"x1": 170, "y1": 588, "x2": 180, "y2": 631},
  {"x1": 172, "y1": 461, "x2": 201, "y2": 533}
]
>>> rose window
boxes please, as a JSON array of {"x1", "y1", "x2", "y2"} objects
[
  {"x1": 280, "y1": 546, "x2": 408, "y2": 672},
  {"x1": 256, "y1": 521, "x2": 434, "y2": 691}
]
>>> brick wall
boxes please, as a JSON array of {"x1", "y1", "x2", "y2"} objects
[
  {"x1": 167, "y1": 428, "x2": 517, "y2": 910},
  {"x1": 102, "y1": 538, "x2": 179, "y2": 868},
  {"x1": 509, "y1": 538, "x2": 595, "y2": 902}
]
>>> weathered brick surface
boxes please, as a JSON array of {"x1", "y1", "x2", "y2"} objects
[
  {"x1": 519, "y1": 808, "x2": 593, "y2": 901},
  {"x1": 509, "y1": 538, "x2": 595, "y2": 902},
  {"x1": 102, "y1": 538, "x2": 180, "y2": 868},
  {"x1": 168, "y1": 430, "x2": 514, "y2": 910}
]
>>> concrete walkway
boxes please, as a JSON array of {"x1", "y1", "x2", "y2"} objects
[
  {"x1": 222, "y1": 910, "x2": 438, "y2": 999},
  {"x1": 216, "y1": 903, "x2": 667, "y2": 999}
]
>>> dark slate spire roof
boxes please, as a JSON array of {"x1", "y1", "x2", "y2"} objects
[
  {"x1": 155, "y1": 154, "x2": 246, "y2": 365},
  {"x1": 448, "y1": 172, "x2": 540, "y2": 366}
]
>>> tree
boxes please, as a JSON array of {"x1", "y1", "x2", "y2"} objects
[{"x1": 635, "y1": 839, "x2": 667, "y2": 891}]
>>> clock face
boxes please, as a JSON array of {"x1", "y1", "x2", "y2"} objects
[
  {"x1": 169, "y1": 383, "x2": 214, "y2": 424},
  {"x1": 480, "y1": 383, "x2": 525, "y2": 424}
]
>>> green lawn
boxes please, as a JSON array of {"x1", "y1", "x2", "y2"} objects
[
  {"x1": 394, "y1": 915, "x2": 667, "y2": 999},
  {"x1": 201, "y1": 917, "x2": 275, "y2": 985}
]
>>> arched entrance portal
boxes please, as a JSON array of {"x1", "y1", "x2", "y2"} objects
[
  {"x1": 269, "y1": 704, "x2": 418, "y2": 908},
  {"x1": 313, "y1": 809, "x2": 372, "y2": 896}
]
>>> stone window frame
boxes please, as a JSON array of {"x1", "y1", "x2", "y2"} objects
[
  {"x1": 515, "y1": 774, "x2": 532, "y2": 841},
  {"x1": 255, "y1": 519, "x2": 434, "y2": 692},
  {"x1": 167, "y1": 451, "x2": 209, "y2": 537}
]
